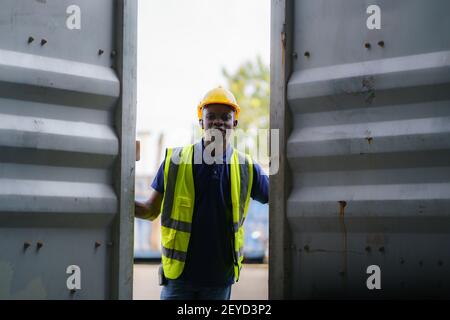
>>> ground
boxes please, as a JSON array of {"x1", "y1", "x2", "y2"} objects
[{"x1": 133, "y1": 263, "x2": 268, "y2": 300}]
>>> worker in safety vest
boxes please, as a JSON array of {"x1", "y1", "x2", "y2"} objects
[{"x1": 134, "y1": 87, "x2": 269, "y2": 300}]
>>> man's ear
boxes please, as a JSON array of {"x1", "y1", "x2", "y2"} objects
[
  {"x1": 233, "y1": 119, "x2": 238, "y2": 128},
  {"x1": 199, "y1": 119, "x2": 204, "y2": 129}
]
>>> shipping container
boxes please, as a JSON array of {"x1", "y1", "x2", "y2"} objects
[
  {"x1": 0, "y1": 0, "x2": 137, "y2": 299},
  {"x1": 270, "y1": 0, "x2": 450, "y2": 299}
]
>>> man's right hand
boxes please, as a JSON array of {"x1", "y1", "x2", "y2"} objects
[{"x1": 134, "y1": 189, "x2": 163, "y2": 221}]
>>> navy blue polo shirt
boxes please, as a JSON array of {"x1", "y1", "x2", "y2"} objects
[{"x1": 151, "y1": 140, "x2": 269, "y2": 286}]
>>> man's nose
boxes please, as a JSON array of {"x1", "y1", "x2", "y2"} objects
[{"x1": 213, "y1": 118, "x2": 224, "y2": 127}]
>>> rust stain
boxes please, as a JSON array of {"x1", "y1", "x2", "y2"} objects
[
  {"x1": 338, "y1": 201, "x2": 347, "y2": 217},
  {"x1": 366, "y1": 137, "x2": 373, "y2": 144},
  {"x1": 338, "y1": 201, "x2": 348, "y2": 276},
  {"x1": 136, "y1": 140, "x2": 141, "y2": 161}
]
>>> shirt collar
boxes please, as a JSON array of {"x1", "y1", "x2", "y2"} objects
[{"x1": 197, "y1": 138, "x2": 233, "y2": 163}]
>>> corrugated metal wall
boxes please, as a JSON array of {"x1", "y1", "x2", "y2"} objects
[
  {"x1": 271, "y1": 0, "x2": 450, "y2": 299},
  {"x1": 0, "y1": 0, "x2": 137, "y2": 299}
]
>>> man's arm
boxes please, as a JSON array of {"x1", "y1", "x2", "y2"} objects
[
  {"x1": 251, "y1": 162, "x2": 269, "y2": 204},
  {"x1": 134, "y1": 188, "x2": 163, "y2": 221}
]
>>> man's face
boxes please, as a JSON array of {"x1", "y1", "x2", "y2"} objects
[{"x1": 200, "y1": 104, "x2": 238, "y2": 143}]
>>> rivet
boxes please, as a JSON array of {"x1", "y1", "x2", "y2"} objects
[
  {"x1": 378, "y1": 246, "x2": 385, "y2": 253},
  {"x1": 378, "y1": 41, "x2": 385, "y2": 47},
  {"x1": 304, "y1": 51, "x2": 310, "y2": 58},
  {"x1": 110, "y1": 50, "x2": 117, "y2": 58},
  {"x1": 303, "y1": 245, "x2": 310, "y2": 252},
  {"x1": 23, "y1": 242, "x2": 31, "y2": 250},
  {"x1": 98, "y1": 49, "x2": 104, "y2": 56},
  {"x1": 40, "y1": 39, "x2": 47, "y2": 46},
  {"x1": 364, "y1": 42, "x2": 371, "y2": 49},
  {"x1": 365, "y1": 246, "x2": 371, "y2": 252},
  {"x1": 438, "y1": 260, "x2": 443, "y2": 266},
  {"x1": 95, "y1": 241, "x2": 101, "y2": 248},
  {"x1": 292, "y1": 52, "x2": 298, "y2": 59},
  {"x1": 27, "y1": 37, "x2": 34, "y2": 44},
  {"x1": 400, "y1": 258, "x2": 405, "y2": 265},
  {"x1": 36, "y1": 241, "x2": 43, "y2": 250}
]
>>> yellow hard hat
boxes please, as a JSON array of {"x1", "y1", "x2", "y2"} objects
[{"x1": 197, "y1": 87, "x2": 240, "y2": 120}]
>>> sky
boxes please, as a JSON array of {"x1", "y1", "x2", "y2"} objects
[{"x1": 136, "y1": 0, "x2": 270, "y2": 175}]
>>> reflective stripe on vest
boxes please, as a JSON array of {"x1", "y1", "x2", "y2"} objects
[
  {"x1": 230, "y1": 151, "x2": 253, "y2": 281},
  {"x1": 160, "y1": 143, "x2": 253, "y2": 281}
]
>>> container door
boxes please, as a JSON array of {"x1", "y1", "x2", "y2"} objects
[
  {"x1": 0, "y1": 0, "x2": 137, "y2": 299},
  {"x1": 271, "y1": 0, "x2": 450, "y2": 298}
]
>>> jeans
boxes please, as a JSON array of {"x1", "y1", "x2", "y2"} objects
[{"x1": 160, "y1": 279, "x2": 232, "y2": 300}]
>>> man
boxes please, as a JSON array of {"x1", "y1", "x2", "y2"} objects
[{"x1": 134, "y1": 87, "x2": 268, "y2": 300}]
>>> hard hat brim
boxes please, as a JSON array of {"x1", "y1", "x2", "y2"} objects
[{"x1": 197, "y1": 102, "x2": 240, "y2": 120}]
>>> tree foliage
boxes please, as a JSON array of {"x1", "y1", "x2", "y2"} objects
[{"x1": 222, "y1": 56, "x2": 269, "y2": 131}]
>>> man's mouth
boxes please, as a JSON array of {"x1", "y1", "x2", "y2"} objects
[{"x1": 213, "y1": 127, "x2": 226, "y2": 135}]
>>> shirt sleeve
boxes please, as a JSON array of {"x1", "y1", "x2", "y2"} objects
[
  {"x1": 151, "y1": 159, "x2": 165, "y2": 194},
  {"x1": 250, "y1": 162, "x2": 269, "y2": 204}
]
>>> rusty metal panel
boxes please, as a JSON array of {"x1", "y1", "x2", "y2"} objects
[
  {"x1": 271, "y1": 0, "x2": 450, "y2": 298},
  {"x1": 0, "y1": 0, "x2": 137, "y2": 299}
]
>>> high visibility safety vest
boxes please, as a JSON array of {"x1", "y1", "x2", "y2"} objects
[{"x1": 160, "y1": 142, "x2": 253, "y2": 282}]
